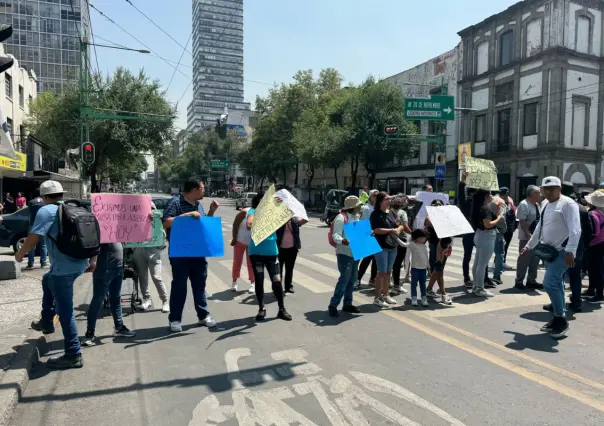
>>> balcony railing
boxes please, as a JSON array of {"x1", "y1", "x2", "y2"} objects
[{"x1": 26, "y1": 135, "x2": 61, "y2": 174}]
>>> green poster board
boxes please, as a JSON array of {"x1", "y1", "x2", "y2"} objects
[{"x1": 124, "y1": 211, "x2": 164, "y2": 248}]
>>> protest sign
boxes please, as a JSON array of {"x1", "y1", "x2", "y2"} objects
[
  {"x1": 413, "y1": 191, "x2": 449, "y2": 229},
  {"x1": 458, "y1": 143, "x2": 471, "y2": 169},
  {"x1": 251, "y1": 185, "x2": 294, "y2": 245},
  {"x1": 465, "y1": 157, "x2": 499, "y2": 191},
  {"x1": 276, "y1": 189, "x2": 308, "y2": 220},
  {"x1": 124, "y1": 212, "x2": 164, "y2": 248},
  {"x1": 169, "y1": 216, "x2": 224, "y2": 258},
  {"x1": 343, "y1": 219, "x2": 382, "y2": 261},
  {"x1": 426, "y1": 205, "x2": 474, "y2": 238},
  {"x1": 92, "y1": 194, "x2": 153, "y2": 244}
]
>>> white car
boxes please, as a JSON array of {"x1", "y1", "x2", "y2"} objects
[{"x1": 235, "y1": 192, "x2": 257, "y2": 210}]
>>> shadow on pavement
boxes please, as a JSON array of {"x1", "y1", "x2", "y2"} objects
[
  {"x1": 503, "y1": 330, "x2": 561, "y2": 353},
  {"x1": 499, "y1": 287, "x2": 544, "y2": 297},
  {"x1": 305, "y1": 309, "x2": 363, "y2": 327},
  {"x1": 207, "y1": 316, "x2": 260, "y2": 346},
  {"x1": 116, "y1": 324, "x2": 197, "y2": 349}
]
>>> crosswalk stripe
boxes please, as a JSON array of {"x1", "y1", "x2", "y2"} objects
[
  {"x1": 296, "y1": 256, "x2": 340, "y2": 279},
  {"x1": 206, "y1": 267, "x2": 228, "y2": 296}
]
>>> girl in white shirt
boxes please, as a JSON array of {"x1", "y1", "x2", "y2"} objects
[{"x1": 230, "y1": 207, "x2": 255, "y2": 293}]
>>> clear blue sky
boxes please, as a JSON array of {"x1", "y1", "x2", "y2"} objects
[{"x1": 91, "y1": 0, "x2": 520, "y2": 131}]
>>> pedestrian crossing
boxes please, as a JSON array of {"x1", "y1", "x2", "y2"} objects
[{"x1": 205, "y1": 239, "x2": 554, "y2": 319}]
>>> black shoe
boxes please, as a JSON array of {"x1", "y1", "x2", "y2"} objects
[
  {"x1": 342, "y1": 305, "x2": 361, "y2": 314},
  {"x1": 514, "y1": 282, "x2": 527, "y2": 290},
  {"x1": 255, "y1": 308, "x2": 267, "y2": 321},
  {"x1": 542, "y1": 303, "x2": 553, "y2": 312},
  {"x1": 82, "y1": 329, "x2": 96, "y2": 347},
  {"x1": 31, "y1": 319, "x2": 55, "y2": 334},
  {"x1": 550, "y1": 317, "x2": 569, "y2": 339},
  {"x1": 46, "y1": 354, "x2": 83, "y2": 370},
  {"x1": 0, "y1": 56, "x2": 13, "y2": 74},
  {"x1": 328, "y1": 306, "x2": 339, "y2": 318},
  {"x1": 277, "y1": 309, "x2": 292, "y2": 321},
  {"x1": 540, "y1": 318, "x2": 555, "y2": 332},
  {"x1": 285, "y1": 287, "x2": 294, "y2": 294},
  {"x1": 586, "y1": 296, "x2": 604, "y2": 305},
  {"x1": 581, "y1": 289, "x2": 595, "y2": 298},
  {"x1": 464, "y1": 278, "x2": 473, "y2": 289},
  {"x1": 569, "y1": 303, "x2": 583, "y2": 312},
  {"x1": 114, "y1": 325, "x2": 136, "y2": 337},
  {"x1": 526, "y1": 281, "x2": 544, "y2": 290},
  {"x1": 484, "y1": 279, "x2": 497, "y2": 289},
  {"x1": 0, "y1": 25, "x2": 12, "y2": 43},
  {"x1": 491, "y1": 276, "x2": 503, "y2": 285}
]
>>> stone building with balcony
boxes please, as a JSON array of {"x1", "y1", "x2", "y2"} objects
[{"x1": 458, "y1": 0, "x2": 604, "y2": 199}]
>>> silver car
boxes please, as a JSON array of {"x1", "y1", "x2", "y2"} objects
[{"x1": 235, "y1": 192, "x2": 257, "y2": 210}]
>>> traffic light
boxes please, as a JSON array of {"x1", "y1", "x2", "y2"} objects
[
  {"x1": 384, "y1": 125, "x2": 399, "y2": 136},
  {"x1": 81, "y1": 142, "x2": 95, "y2": 165}
]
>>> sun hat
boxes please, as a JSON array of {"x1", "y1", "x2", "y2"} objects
[
  {"x1": 343, "y1": 196, "x2": 362, "y2": 210},
  {"x1": 585, "y1": 190, "x2": 604, "y2": 208},
  {"x1": 369, "y1": 189, "x2": 379, "y2": 196},
  {"x1": 40, "y1": 180, "x2": 64, "y2": 196}
]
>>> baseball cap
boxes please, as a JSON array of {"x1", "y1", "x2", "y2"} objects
[
  {"x1": 369, "y1": 189, "x2": 379, "y2": 196},
  {"x1": 40, "y1": 180, "x2": 64, "y2": 196},
  {"x1": 499, "y1": 187, "x2": 509, "y2": 195},
  {"x1": 541, "y1": 176, "x2": 561, "y2": 188}
]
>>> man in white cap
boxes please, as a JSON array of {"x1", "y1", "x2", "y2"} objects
[
  {"x1": 15, "y1": 180, "x2": 97, "y2": 369},
  {"x1": 522, "y1": 176, "x2": 581, "y2": 339}
]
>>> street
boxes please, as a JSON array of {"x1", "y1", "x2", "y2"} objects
[{"x1": 9, "y1": 198, "x2": 604, "y2": 426}]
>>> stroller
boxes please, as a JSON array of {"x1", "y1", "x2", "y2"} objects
[{"x1": 102, "y1": 248, "x2": 142, "y2": 315}]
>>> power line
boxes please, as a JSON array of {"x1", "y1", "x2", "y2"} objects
[{"x1": 166, "y1": 31, "x2": 193, "y2": 92}]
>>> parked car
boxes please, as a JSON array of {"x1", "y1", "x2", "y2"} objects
[
  {"x1": 0, "y1": 207, "x2": 32, "y2": 253},
  {"x1": 235, "y1": 192, "x2": 257, "y2": 210},
  {"x1": 151, "y1": 197, "x2": 172, "y2": 211}
]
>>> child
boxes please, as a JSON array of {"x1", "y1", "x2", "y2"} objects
[
  {"x1": 408, "y1": 229, "x2": 430, "y2": 307},
  {"x1": 427, "y1": 237, "x2": 454, "y2": 305}
]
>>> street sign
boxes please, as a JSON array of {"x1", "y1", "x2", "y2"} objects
[
  {"x1": 435, "y1": 153, "x2": 446, "y2": 180},
  {"x1": 211, "y1": 159, "x2": 229, "y2": 169},
  {"x1": 405, "y1": 95, "x2": 455, "y2": 121}
]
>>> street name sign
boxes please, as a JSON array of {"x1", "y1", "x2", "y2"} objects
[{"x1": 405, "y1": 95, "x2": 455, "y2": 121}]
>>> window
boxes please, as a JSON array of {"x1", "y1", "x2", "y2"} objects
[
  {"x1": 571, "y1": 97, "x2": 589, "y2": 147},
  {"x1": 475, "y1": 115, "x2": 486, "y2": 142},
  {"x1": 526, "y1": 19, "x2": 542, "y2": 57},
  {"x1": 523, "y1": 103, "x2": 538, "y2": 135},
  {"x1": 18, "y1": 85, "x2": 24, "y2": 108},
  {"x1": 5, "y1": 74, "x2": 11, "y2": 98},
  {"x1": 576, "y1": 16, "x2": 592, "y2": 54},
  {"x1": 476, "y1": 41, "x2": 489, "y2": 75},
  {"x1": 6, "y1": 117, "x2": 12, "y2": 136},
  {"x1": 497, "y1": 109, "x2": 511, "y2": 151},
  {"x1": 499, "y1": 31, "x2": 514, "y2": 66},
  {"x1": 495, "y1": 82, "x2": 514, "y2": 104}
]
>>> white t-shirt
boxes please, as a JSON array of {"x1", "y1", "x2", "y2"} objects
[
  {"x1": 526, "y1": 195, "x2": 581, "y2": 256},
  {"x1": 408, "y1": 241, "x2": 429, "y2": 269},
  {"x1": 237, "y1": 207, "x2": 252, "y2": 245}
]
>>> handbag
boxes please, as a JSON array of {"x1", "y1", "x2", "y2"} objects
[
  {"x1": 532, "y1": 204, "x2": 565, "y2": 261},
  {"x1": 529, "y1": 203, "x2": 541, "y2": 234}
]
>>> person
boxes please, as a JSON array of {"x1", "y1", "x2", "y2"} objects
[
  {"x1": 425, "y1": 200, "x2": 453, "y2": 305},
  {"x1": 487, "y1": 193, "x2": 508, "y2": 286},
  {"x1": 499, "y1": 187, "x2": 517, "y2": 269},
  {"x1": 230, "y1": 206, "x2": 255, "y2": 293},
  {"x1": 276, "y1": 216, "x2": 307, "y2": 294},
  {"x1": 515, "y1": 185, "x2": 542, "y2": 290},
  {"x1": 4, "y1": 192, "x2": 15, "y2": 214},
  {"x1": 328, "y1": 196, "x2": 363, "y2": 317},
  {"x1": 458, "y1": 171, "x2": 477, "y2": 289},
  {"x1": 422, "y1": 184, "x2": 434, "y2": 192},
  {"x1": 247, "y1": 191, "x2": 292, "y2": 321},
  {"x1": 390, "y1": 196, "x2": 411, "y2": 294},
  {"x1": 471, "y1": 188, "x2": 503, "y2": 297},
  {"x1": 25, "y1": 191, "x2": 48, "y2": 269},
  {"x1": 370, "y1": 191, "x2": 405, "y2": 307},
  {"x1": 15, "y1": 180, "x2": 97, "y2": 369},
  {"x1": 357, "y1": 189, "x2": 378, "y2": 287},
  {"x1": 583, "y1": 190, "x2": 604, "y2": 304},
  {"x1": 162, "y1": 177, "x2": 219, "y2": 333},
  {"x1": 83, "y1": 242, "x2": 136, "y2": 346},
  {"x1": 15, "y1": 192, "x2": 26, "y2": 210},
  {"x1": 408, "y1": 229, "x2": 429, "y2": 307},
  {"x1": 134, "y1": 203, "x2": 169, "y2": 313},
  {"x1": 523, "y1": 177, "x2": 581, "y2": 339}
]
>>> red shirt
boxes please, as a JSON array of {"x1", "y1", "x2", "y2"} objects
[{"x1": 15, "y1": 197, "x2": 26, "y2": 208}]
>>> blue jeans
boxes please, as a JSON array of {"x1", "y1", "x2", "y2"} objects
[
  {"x1": 472, "y1": 229, "x2": 496, "y2": 291},
  {"x1": 493, "y1": 233, "x2": 505, "y2": 279},
  {"x1": 27, "y1": 236, "x2": 47, "y2": 267},
  {"x1": 375, "y1": 248, "x2": 397, "y2": 273},
  {"x1": 88, "y1": 267, "x2": 124, "y2": 331},
  {"x1": 168, "y1": 257, "x2": 209, "y2": 323},
  {"x1": 543, "y1": 251, "x2": 569, "y2": 317},
  {"x1": 41, "y1": 272, "x2": 56, "y2": 323},
  {"x1": 411, "y1": 268, "x2": 427, "y2": 298},
  {"x1": 46, "y1": 272, "x2": 81, "y2": 356},
  {"x1": 330, "y1": 254, "x2": 359, "y2": 308}
]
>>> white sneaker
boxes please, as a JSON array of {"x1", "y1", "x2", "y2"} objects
[
  {"x1": 141, "y1": 299, "x2": 152, "y2": 311},
  {"x1": 199, "y1": 315, "x2": 217, "y2": 328},
  {"x1": 474, "y1": 289, "x2": 495, "y2": 298},
  {"x1": 389, "y1": 279, "x2": 394, "y2": 288},
  {"x1": 441, "y1": 295, "x2": 453, "y2": 305},
  {"x1": 383, "y1": 295, "x2": 397, "y2": 305},
  {"x1": 374, "y1": 297, "x2": 387, "y2": 307},
  {"x1": 411, "y1": 297, "x2": 418, "y2": 307},
  {"x1": 248, "y1": 284, "x2": 255, "y2": 294},
  {"x1": 232, "y1": 280, "x2": 238, "y2": 292},
  {"x1": 394, "y1": 285, "x2": 408, "y2": 294},
  {"x1": 421, "y1": 297, "x2": 429, "y2": 307},
  {"x1": 161, "y1": 301, "x2": 170, "y2": 313},
  {"x1": 170, "y1": 321, "x2": 182, "y2": 332}
]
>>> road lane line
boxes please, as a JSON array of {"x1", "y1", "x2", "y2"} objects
[
  {"x1": 206, "y1": 267, "x2": 228, "y2": 296},
  {"x1": 296, "y1": 257, "x2": 340, "y2": 279},
  {"x1": 290, "y1": 270, "x2": 333, "y2": 293}
]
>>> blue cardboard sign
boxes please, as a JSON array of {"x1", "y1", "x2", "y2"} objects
[
  {"x1": 343, "y1": 219, "x2": 382, "y2": 261},
  {"x1": 169, "y1": 216, "x2": 224, "y2": 258}
]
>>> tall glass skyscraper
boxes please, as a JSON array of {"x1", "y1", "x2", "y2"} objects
[
  {"x1": 187, "y1": 0, "x2": 249, "y2": 133},
  {"x1": 0, "y1": 0, "x2": 90, "y2": 93}
]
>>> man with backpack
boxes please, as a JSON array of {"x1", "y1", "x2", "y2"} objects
[{"x1": 15, "y1": 180, "x2": 100, "y2": 369}]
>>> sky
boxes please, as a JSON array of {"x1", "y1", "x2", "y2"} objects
[{"x1": 91, "y1": 0, "x2": 520, "y2": 133}]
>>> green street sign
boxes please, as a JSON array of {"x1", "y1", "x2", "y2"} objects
[
  {"x1": 211, "y1": 159, "x2": 229, "y2": 169},
  {"x1": 405, "y1": 95, "x2": 455, "y2": 121}
]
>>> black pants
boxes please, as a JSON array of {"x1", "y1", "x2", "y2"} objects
[
  {"x1": 249, "y1": 255, "x2": 285, "y2": 310},
  {"x1": 462, "y1": 233, "x2": 474, "y2": 281},
  {"x1": 392, "y1": 245, "x2": 407, "y2": 285},
  {"x1": 278, "y1": 247, "x2": 298, "y2": 291},
  {"x1": 503, "y1": 231, "x2": 514, "y2": 263},
  {"x1": 358, "y1": 255, "x2": 377, "y2": 282},
  {"x1": 587, "y1": 243, "x2": 604, "y2": 297}
]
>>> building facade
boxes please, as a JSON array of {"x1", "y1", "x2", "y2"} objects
[
  {"x1": 187, "y1": 0, "x2": 250, "y2": 134},
  {"x1": 458, "y1": 0, "x2": 604, "y2": 199},
  {"x1": 0, "y1": 0, "x2": 90, "y2": 93}
]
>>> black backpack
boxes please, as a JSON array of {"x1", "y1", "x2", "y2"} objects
[
  {"x1": 50, "y1": 202, "x2": 101, "y2": 259},
  {"x1": 505, "y1": 205, "x2": 517, "y2": 231}
]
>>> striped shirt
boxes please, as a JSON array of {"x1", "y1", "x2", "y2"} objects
[{"x1": 162, "y1": 194, "x2": 206, "y2": 241}]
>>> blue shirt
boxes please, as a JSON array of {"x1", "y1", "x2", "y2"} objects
[
  {"x1": 247, "y1": 208, "x2": 279, "y2": 256},
  {"x1": 162, "y1": 194, "x2": 206, "y2": 241},
  {"x1": 30, "y1": 204, "x2": 89, "y2": 276}
]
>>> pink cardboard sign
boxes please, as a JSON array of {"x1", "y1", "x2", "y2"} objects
[{"x1": 91, "y1": 194, "x2": 153, "y2": 244}]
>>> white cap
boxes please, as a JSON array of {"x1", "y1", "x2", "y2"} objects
[
  {"x1": 541, "y1": 176, "x2": 562, "y2": 188},
  {"x1": 40, "y1": 180, "x2": 64, "y2": 196}
]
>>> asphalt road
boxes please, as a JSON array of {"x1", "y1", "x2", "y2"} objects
[{"x1": 10, "y1": 197, "x2": 604, "y2": 426}]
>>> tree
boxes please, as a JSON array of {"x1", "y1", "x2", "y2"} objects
[{"x1": 26, "y1": 67, "x2": 176, "y2": 191}]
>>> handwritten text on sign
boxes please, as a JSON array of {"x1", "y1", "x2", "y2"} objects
[
  {"x1": 251, "y1": 184, "x2": 294, "y2": 245},
  {"x1": 123, "y1": 212, "x2": 164, "y2": 248},
  {"x1": 465, "y1": 157, "x2": 499, "y2": 191},
  {"x1": 92, "y1": 194, "x2": 152, "y2": 243},
  {"x1": 426, "y1": 205, "x2": 474, "y2": 238}
]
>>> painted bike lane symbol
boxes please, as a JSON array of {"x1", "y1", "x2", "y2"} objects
[{"x1": 189, "y1": 348, "x2": 466, "y2": 426}]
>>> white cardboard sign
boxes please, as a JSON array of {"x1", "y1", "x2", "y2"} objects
[
  {"x1": 276, "y1": 189, "x2": 309, "y2": 221},
  {"x1": 426, "y1": 205, "x2": 474, "y2": 238},
  {"x1": 413, "y1": 191, "x2": 449, "y2": 229}
]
